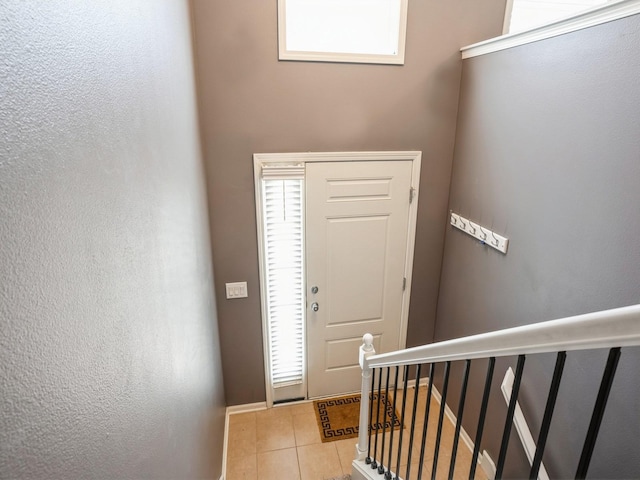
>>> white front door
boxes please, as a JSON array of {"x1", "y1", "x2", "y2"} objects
[{"x1": 305, "y1": 160, "x2": 413, "y2": 398}]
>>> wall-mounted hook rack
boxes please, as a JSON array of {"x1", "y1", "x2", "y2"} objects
[{"x1": 450, "y1": 212, "x2": 509, "y2": 254}]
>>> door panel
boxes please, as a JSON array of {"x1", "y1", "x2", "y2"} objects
[
  {"x1": 306, "y1": 161, "x2": 413, "y2": 398},
  {"x1": 326, "y1": 216, "x2": 387, "y2": 324},
  {"x1": 326, "y1": 177, "x2": 392, "y2": 200},
  {"x1": 325, "y1": 334, "x2": 382, "y2": 370}
]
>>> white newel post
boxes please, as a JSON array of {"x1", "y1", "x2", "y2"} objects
[{"x1": 355, "y1": 333, "x2": 375, "y2": 461}]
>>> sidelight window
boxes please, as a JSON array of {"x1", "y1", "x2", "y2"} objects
[{"x1": 259, "y1": 164, "x2": 306, "y2": 403}]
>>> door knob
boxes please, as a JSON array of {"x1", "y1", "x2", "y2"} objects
[{"x1": 311, "y1": 302, "x2": 319, "y2": 312}]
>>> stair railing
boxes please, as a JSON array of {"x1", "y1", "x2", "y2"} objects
[{"x1": 354, "y1": 304, "x2": 640, "y2": 480}]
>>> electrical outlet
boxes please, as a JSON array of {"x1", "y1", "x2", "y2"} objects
[{"x1": 225, "y1": 282, "x2": 248, "y2": 299}]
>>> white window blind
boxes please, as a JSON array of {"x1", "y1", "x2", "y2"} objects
[{"x1": 261, "y1": 166, "x2": 305, "y2": 396}]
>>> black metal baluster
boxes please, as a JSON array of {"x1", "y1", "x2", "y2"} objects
[
  {"x1": 470, "y1": 357, "x2": 495, "y2": 480},
  {"x1": 405, "y1": 364, "x2": 423, "y2": 480},
  {"x1": 449, "y1": 359, "x2": 472, "y2": 480},
  {"x1": 496, "y1": 355, "x2": 526, "y2": 479},
  {"x1": 431, "y1": 361, "x2": 451, "y2": 480},
  {"x1": 417, "y1": 363, "x2": 435, "y2": 480},
  {"x1": 372, "y1": 368, "x2": 384, "y2": 470},
  {"x1": 394, "y1": 365, "x2": 411, "y2": 480},
  {"x1": 386, "y1": 366, "x2": 400, "y2": 480},
  {"x1": 366, "y1": 368, "x2": 376, "y2": 465},
  {"x1": 529, "y1": 351, "x2": 566, "y2": 479},
  {"x1": 575, "y1": 347, "x2": 622, "y2": 480},
  {"x1": 379, "y1": 367, "x2": 391, "y2": 474}
]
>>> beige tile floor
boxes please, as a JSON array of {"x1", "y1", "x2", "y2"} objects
[{"x1": 225, "y1": 388, "x2": 487, "y2": 480}]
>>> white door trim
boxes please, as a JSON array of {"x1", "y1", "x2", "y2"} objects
[{"x1": 253, "y1": 151, "x2": 421, "y2": 407}]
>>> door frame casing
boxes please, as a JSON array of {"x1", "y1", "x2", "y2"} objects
[{"x1": 253, "y1": 151, "x2": 422, "y2": 407}]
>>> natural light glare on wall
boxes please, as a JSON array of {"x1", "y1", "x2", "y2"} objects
[
  {"x1": 278, "y1": 0, "x2": 408, "y2": 64},
  {"x1": 506, "y1": 0, "x2": 613, "y2": 34}
]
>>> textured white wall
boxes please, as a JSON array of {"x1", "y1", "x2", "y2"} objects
[{"x1": 0, "y1": 1, "x2": 225, "y2": 478}]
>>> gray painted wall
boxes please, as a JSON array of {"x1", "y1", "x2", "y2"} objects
[
  {"x1": 191, "y1": 0, "x2": 507, "y2": 406},
  {"x1": 0, "y1": 1, "x2": 225, "y2": 478},
  {"x1": 437, "y1": 15, "x2": 640, "y2": 478}
]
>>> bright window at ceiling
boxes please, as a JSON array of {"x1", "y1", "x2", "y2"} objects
[
  {"x1": 278, "y1": 0, "x2": 408, "y2": 64},
  {"x1": 505, "y1": 0, "x2": 614, "y2": 34}
]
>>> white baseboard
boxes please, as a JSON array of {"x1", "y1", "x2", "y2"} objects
[
  {"x1": 389, "y1": 377, "x2": 492, "y2": 479},
  {"x1": 502, "y1": 368, "x2": 549, "y2": 480},
  {"x1": 480, "y1": 449, "x2": 496, "y2": 479},
  {"x1": 430, "y1": 384, "x2": 476, "y2": 455},
  {"x1": 404, "y1": 376, "x2": 429, "y2": 389},
  {"x1": 394, "y1": 377, "x2": 476, "y2": 457},
  {"x1": 430, "y1": 383, "x2": 494, "y2": 479},
  {"x1": 354, "y1": 380, "x2": 497, "y2": 480},
  {"x1": 222, "y1": 402, "x2": 267, "y2": 478},
  {"x1": 226, "y1": 401, "x2": 267, "y2": 415}
]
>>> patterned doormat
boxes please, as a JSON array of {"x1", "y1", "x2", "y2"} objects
[{"x1": 313, "y1": 393, "x2": 402, "y2": 443}]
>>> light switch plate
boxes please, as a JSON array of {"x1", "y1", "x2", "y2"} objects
[{"x1": 225, "y1": 281, "x2": 248, "y2": 299}]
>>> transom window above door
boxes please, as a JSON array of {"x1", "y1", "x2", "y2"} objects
[{"x1": 278, "y1": 0, "x2": 409, "y2": 65}]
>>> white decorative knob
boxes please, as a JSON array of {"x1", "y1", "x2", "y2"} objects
[{"x1": 362, "y1": 333, "x2": 374, "y2": 351}]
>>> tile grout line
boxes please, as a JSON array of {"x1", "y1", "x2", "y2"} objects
[
  {"x1": 295, "y1": 444, "x2": 303, "y2": 480},
  {"x1": 334, "y1": 442, "x2": 345, "y2": 476}
]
